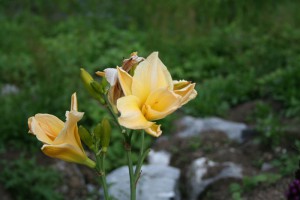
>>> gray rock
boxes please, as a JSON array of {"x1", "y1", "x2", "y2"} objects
[
  {"x1": 148, "y1": 150, "x2": 171, "y2": 166},
  {"x1": 261, "y1": 162, "x2": 273, "y2": 171},
  {"x1": 104, "y1": 165, "x2": 181, "y2": 200},
  {"x1": 177, "y1": 116, "x2": 247, "y2": 142},
  {"x1": 1, "y1": 84, "x2": 19, "y2": 96},
  {"x1": 187, "y1": 157, "x2": 243, "y2": 200},
  {"x1": 52, "y1": 161, "x2": 88, "y2": 199}
]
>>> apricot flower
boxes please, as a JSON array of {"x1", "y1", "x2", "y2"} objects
[
  {"x1": 116, "y1": 52, "x2": 197, "y2": 137},
  {"x1": 28, "y1": 93, "x2": 95, "y2": 168}
]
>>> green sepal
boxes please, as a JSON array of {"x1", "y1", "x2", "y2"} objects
[{"x1": 78, "y1": 125, "x2": 95, "y2": 151}]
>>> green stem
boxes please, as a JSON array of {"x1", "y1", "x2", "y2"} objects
[
  {"x1": 102, "y1": 94, "x2": 124, "y2": 133},
  {"x1": 134, "y1": 131, "x2": 145, "y2": 179},
  {"x1": 96, "y1": 154, "x2": 110, "y2": 200},
  {"x1": 140, "y1": 131, "x2": 145, "y2": 157},
  {"x1": 126, "y1": 145, "x2": 136, "y2": 200},
  {"x1": 134, "y1": 148, "x2": 150, "y2": 184}
]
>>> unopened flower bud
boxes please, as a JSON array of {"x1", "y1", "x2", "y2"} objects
[
  {"x1": 80, "y1": 68, "x2": 104, "y2": 102},
  {"x1": 78, "y1": 125, "x2": 95, "y2": 152},
  {"x1": 100, "y1": 118, "x2": 111, "y2": 153},
  {"x1": 93, "y1": 123, "x2": 102, "y2": 141}
]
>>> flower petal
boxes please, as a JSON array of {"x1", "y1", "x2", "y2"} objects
[
  {"x1": 41, "y1": 143, "x2": 94, "y2": 167},
  {"x1": 95, "y1": 71, "x2": 105, "y2": 77},
  {"x1": 54, "y1": 111, "x2": 84, "y2": 153},
  {"x1": 143, "y1": 88, "x2": 181, "y2": 120},
  {"x1": 132, "y1": 52, "x2": 173, "y2": 103},
  {"x1": 173, "y1": 81, "x2": 197, "y2": 105},
  {"x1": 117, "y1": 95, "x2": 153, "y2": 129},
  {"x1": 71, "y1": 93, "x2": 78, "y2": 111},
  {"x1": 117, "y1": 67, "x2": 132, "y2": 96},
  {"x1": 28, "y1": 114, "x2": 64, "y2": 144},
  {"x1": 103, "y1": 68, "x2": 118, "y2": 86},
  {"x1": 145, "y1": 124, "x2": 162, "y2": 137}
]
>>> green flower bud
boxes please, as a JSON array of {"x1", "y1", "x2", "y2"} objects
[
  {"x1": 91, "y1": 82, "x2": 105, "y2": 104},
  {"x1": 100, "y1": 118, "x2": 111, "y2": 152},
  {"x1": 91, "y1": 81, "x2": 103, "y2": 93},
  {"x1": 78, "y1": 125, "x2": 95, "y2": 151},
  {"x1": 80, "y1": 68, "x2": 104, "y2": 102},
  {"x1": 93, "y1": 123, "x2": 102, "y2": 141}
]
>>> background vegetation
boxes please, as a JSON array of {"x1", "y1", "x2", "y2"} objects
[{"x1": 1, "y1": 0, "x2": 300, "y2": 199}]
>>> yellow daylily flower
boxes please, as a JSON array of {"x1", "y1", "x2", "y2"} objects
[
  {"x1": 28, "y1": 93, "x2": 96, "y2": 168},
  {"x1": 116, "y1": 52, "x2": 197, "y2": 137}
]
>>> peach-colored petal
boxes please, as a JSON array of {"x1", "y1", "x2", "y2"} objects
[
  {"x1": 42, "y1": 143, "x2": 95, "y2": 168},
  {"x1": 173, "y1": 81, "x2": 197, "y2": 105},
  {"x1": 117, "y1": 95, "x2": 153, "y2": 129},
  {"x1": 55, "y1": 111, "x2": 84, "y2": 152},
  {"x1": 95, "y1": 71, "x2": 105, "y2": 77},
  {"x1": 117, "y1": 67, "x2": 133, "y2": 96},
  {"x1": 71, "y1": 93, "x2": 78, "y2": 111},
  {"x1": 143, "y1": 88, "x2": 181, "y2": 120},
  {"x1": 144, "y1": 124, "x2": 162, "y2": 137},
  {"x1": 132, "y1": 52, "x2": 173, "y2": 103},
  {"x1": 29, "y1": 114, "x2": 64, "y2": 144}
]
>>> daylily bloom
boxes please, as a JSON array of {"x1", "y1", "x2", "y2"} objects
[
  {"x1": 116, "y1": 52, "x2": 197, "y2": 137},
  {"x1": 28, "y1": 93, "x2": 96, "y2": 168}
]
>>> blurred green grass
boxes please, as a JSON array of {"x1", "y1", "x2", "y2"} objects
[{"x1": 1, "y1": 1, "x2": 300, "y2": 198}]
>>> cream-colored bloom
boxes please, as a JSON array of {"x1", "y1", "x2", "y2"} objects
[
  {"x1": 28, "y1": 93, "x2": 95, "y2": 168},
  {"x1": 116, "y1": 52, "x2": 197, "y2": 137}
]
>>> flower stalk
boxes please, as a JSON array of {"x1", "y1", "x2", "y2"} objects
[
  {"x1": 125, "y1": 140, "x2": 136, "y2": 200},
  {"x1": 96, "y1": 152, "x2": 110, "y2": 200}
]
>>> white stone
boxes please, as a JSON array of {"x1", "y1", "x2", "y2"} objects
[
  {"x1": 177, "y1": 116, "x2": 247, "y2": 142},
  {"x1": 103, "y1": 165, "x2": 181, "y2": 200},
  {"x1": 148, "y1": 150, "x2": 171, "y2": 166},
  {"x1": 187, "y1": 157, "x2": 243, "y2": 200}
]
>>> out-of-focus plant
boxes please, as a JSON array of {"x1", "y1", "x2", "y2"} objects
[{"x1": 0, "y1": 156, "x2": 62, "y2": 200}]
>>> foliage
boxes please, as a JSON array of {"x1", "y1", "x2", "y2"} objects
[
  {"x1": 0, "y1": 156, "x2": 62, "y2": 200},
  {"x1": 251, "y1": 102, "x2": 284, "y2": 148},
  {"x1": 230, "y1": 173, "x2": 282, "y2": 199}
]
